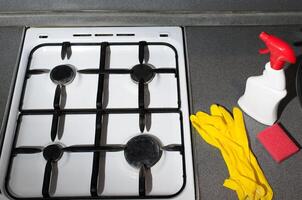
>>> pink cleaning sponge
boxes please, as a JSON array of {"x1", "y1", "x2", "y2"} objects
[{"x1": 257, "y1": 123, "x2": 300, "y2": 163}]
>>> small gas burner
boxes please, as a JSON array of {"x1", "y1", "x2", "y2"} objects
[
  {"x1": 130, "y1": 64, "x2": 155, "y2": 84},
  {"x1": 0, "y1": 27, "x2": 196, "y2": 200},
  {"x1": 43, "y1": 144, "x2": 63, "y2": 162},
  {"x1": 124, "y1": 135, "x2": 162, "y2": 168},
  {"x1": 50, "y1": 65, "x2": 76, "y2": 85}
]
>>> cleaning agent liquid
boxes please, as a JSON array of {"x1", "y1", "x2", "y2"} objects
[{"x1": 238, "y1": 32, "x2": 296, "y2": 125}]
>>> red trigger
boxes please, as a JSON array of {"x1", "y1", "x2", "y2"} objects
[{"x1": 259, "y1": 48, "x2": 270, "y2": 54}]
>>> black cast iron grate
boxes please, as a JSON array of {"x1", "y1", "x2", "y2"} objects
[{"x1": 5, "y1": 41, "x2": 187, "y2": 199}]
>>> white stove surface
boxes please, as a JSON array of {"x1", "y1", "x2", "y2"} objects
[{"x1": 0, "y1": 27, "x2": 196, "y2": 200}]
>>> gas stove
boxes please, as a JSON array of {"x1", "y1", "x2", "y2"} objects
[{"x1": 0, "y1": 27, "x2": 196, "y2": 199}]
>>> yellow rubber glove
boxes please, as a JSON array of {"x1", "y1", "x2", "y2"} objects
[{"x1": 190, "y1": 105, "x2": 273, "y2": 200}]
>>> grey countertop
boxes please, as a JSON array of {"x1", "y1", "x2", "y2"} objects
[
  {"x1": 0, "y1": 26, "x2": 302, "y2": 199},
  {"x1": 1, "y1": 0, "x2": 302, "y2": 12},
  {"x1": 0, "y1": 27, "x2": 24, "y2": 150},
  {"x1": 1, "y1": 1, "x2": 302, "y2": 27}
]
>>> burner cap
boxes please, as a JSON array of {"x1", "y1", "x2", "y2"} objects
[
  {"x1": 124, "y1": 135, "x2": 162, "y2": 168},
  {"x1": 130, "y1": 64, "x2": 155, "y2": 84},
  {"x1": 50, "y1": 64, "x2": 76, "y2": 85},
  {"x1": 43, "y1": 144, "x2": 63, "y2": 162}
]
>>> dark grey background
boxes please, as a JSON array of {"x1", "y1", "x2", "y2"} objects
[
  {"x1": 0, "y1": 0, "x2": 302, "y2": 12},
  {"x1": 0, "y1": 26, "x2": 302, "y2": 199}
]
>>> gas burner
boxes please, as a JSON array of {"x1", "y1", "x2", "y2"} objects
[
  {"x1": 43, "y1": 144, "x2": 63, "y2": 162},
  {"x1": 50, "y1": 64, "x2": 76, "y2": 85},
  {"x1": 130, "y1": 64, "x2": 155, "y2": 84},
  {"x1": 124, "y1": 135, "x2": 162, "y2": 168}
]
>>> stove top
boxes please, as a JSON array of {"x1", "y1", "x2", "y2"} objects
[{"x1": 0, "y1": 27, "x2": 196, "y2": 199}]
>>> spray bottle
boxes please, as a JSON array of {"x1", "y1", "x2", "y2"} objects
[{"x1": 238, "y1": 32, "x2": 296, "y2": 125}]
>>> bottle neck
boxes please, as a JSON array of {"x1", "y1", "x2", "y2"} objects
[{"x1": 263, "y1": 62, "x2": 286, "y2": 91}]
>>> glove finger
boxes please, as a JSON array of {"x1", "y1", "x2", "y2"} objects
[
  {"x1": 233, "y1": 107, "x2": 246, "y2": 134},
  {"x1": 201, "y1": 124, "x2": 224, "y2": 141},
  {"x1": 196, "y1": 111, "x2": 227, "y2": 131},
  {"x1": 234, "y1": 175, "x2": 264, "y2": 200},
  {"x1": 190, "y1": 115, "x2": 203, "y2": 132},
  {"x1": 233, "y1": 107, "x2": 250, "y2": 152},
  {"x1": 210, "y1": 104, "x2": 229, "y2": 131},
  {"x1": 196, "y1": 111, "x2": 213, "y2": 124},
  {"x1": 210, "y1": 104, "x2": 223, "y2": 117},
  {"x1": 223, "y1": 179, "x2": 246, "y2": 200},
  {"x1": 192, "y1": 112, "x2": 226, "y2": 139},
  {"x1": 190, "y1": 115, "x2": 220, "y2": 148},
  {"x1": 218, "y1": 105, "x2": 238, "y2": 138},
  {"x1": 218, "y1": 105, "x2": 234, "y2": 127},
  {"x1": 255, "y1": 185, "x2": 266, "y2": 199},
  {"x1": 249, "y1": 152, "x2": 273, "y2": 198}
]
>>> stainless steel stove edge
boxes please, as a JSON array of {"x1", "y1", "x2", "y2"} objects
[{"x1": 182, "y1": 27, "x2": 199, "y2": 200}]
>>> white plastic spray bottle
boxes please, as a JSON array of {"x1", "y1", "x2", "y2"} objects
[{"x1": 238, "y1": 32, "x2": 296, "y2": 125}]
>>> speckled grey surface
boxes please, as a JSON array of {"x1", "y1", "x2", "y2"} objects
[
  {"x1": 0, "y1": 27, "x2": 24, "y2": 152},
  {"x1": 2, "y1": 12, "x2": 302, "y2": 27},
  {"x1": 1, "y1": 0, "x2": 302, "y2": 26},
  {"x1": 0, "y1": 26, "x2": 302, "y2": 199},
  {"x1": 1, "y1": 0, "x2": 302, "y2": 12},
  {"x1": 186, "y1": 26, "x2": 302, "y2": 200}
]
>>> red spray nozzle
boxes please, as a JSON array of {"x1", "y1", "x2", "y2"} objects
[{"x1": 259, "y1": 32, "x2": 296, "y2": 70}]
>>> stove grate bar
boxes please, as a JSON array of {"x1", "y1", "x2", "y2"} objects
[
  {"x1": 96, "y1": 42, "x2": 109, "y2": 109},
  {"x1": 50, "y1": 85, "x2": 62, "y2": 141},
  {"x1": 138, "y1": 80, "x2": 145, "y2": 132},
  {"x1": 27, "y1": 69, "x2": 50, "y2": 75},
  {"x1": 78, "y1": 68, "x2": 176, "y2": 75},
  {"x1": 103, "y1": 108, "x2": 180, "y2": 114},
  {"x1": 137, "y1": 41, "x2": 149, "y2": 132},
  {"x1": 91, "y1": 42, "x2": 109, "y2": 197},
  {"x1": 50, "y1": 113, "x2": 59, "y2": 141},
  {"x1": 61, "y1": 42, "x2": 72, "y2": 60},
  {"x1": 152, "y1": 68, "x2": 176, "y2": 74},
  {"x1": 12, "y1": 147, "x2": 42, "y2": 155},
  {"x1": 63, "y1": 144, "x2": 125, "y2": 153},
  {"x1": 20, "y1": 107, "x2": 180, "y2": 115},
  {"x1": 77, "y1": 69, "x2": 99, "y2": 74},
  {"x1": 139, "y1": 165, "x2": 147, "y2": 196},
  {"x1": 42, "y1": 161, "x2": 52, "y2": 198},
  {"x1": 78, "y1": 68, "x2": 132, "y2": 74},
  {"x1": 12, "y1": 143, "x2": 183, "y2": 156},
  {"x1": 162, "y1": 144, "x2": 183, "y2": 152}
]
